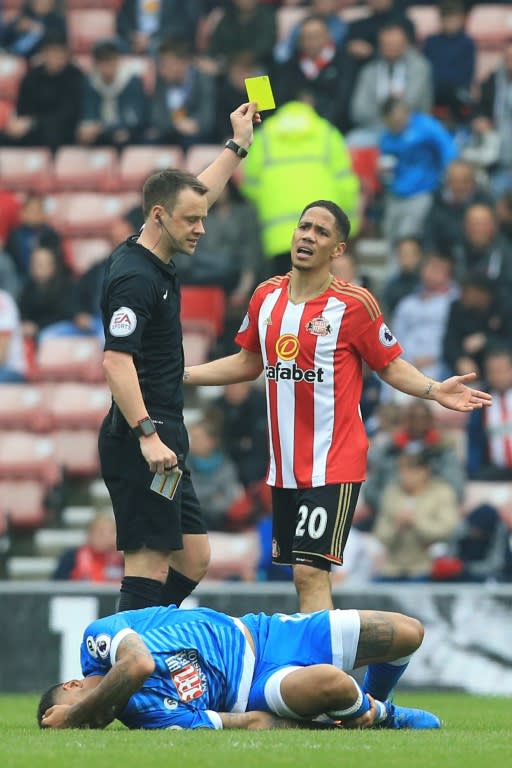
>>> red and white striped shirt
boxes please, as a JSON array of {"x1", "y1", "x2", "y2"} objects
[
  {"x1": 485, "y1": 391, "x2": 512, "y2": 468},
  {"x1": 235, "y1": 275, "x2": 402, "y2": 488}
]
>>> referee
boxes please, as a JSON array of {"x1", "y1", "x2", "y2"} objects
[{"x1": 98, "y1": 103, "x2": 259, "y2": 612}]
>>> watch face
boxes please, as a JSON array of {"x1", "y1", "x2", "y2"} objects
[{"x1": 139, "y1": 418, "x2": 155, "y2": 436}]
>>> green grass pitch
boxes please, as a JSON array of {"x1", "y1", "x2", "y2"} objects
[{"x1": 0, "y1": 693, "x2": 509, "y2": 768}]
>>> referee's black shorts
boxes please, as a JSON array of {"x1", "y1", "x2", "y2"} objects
[
  {"x1": 271, "y1": 483, "x2": 362, "y2": 572},
  {"x1": 98, "y1": 408, "x2": 206, "y2": 553}
]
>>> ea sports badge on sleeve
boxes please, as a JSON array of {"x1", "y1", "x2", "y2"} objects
[{"x1": 150, "y1": 467, "x2": 183, "y2": 500}]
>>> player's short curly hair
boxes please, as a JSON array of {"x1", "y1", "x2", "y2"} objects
[
  {"x1": 37, "y1": 683, "x2": 63, "y2": 728},
  {"x1": 300, "y1": 200, "x2": 351, "y2": 241}
]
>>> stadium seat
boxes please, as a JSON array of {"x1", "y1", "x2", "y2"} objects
[
  {"x1": 0, "y1": 383, "x2": 51, "y2": 431},
  {"x1": 0, "y1": 148, "x2": 53, "y2": 193},
  {"x1": 467, "y1": 5, "x2": 512, "y2": 50},
  {"x1": 181, "y1": 286, "x2": 226, "y2": 337},
  {"x1": 35, "y1": 335, "x2": 104, "y2": 381},
  {"x1": 340, "y1": 5, "x2": 370, "y2": 23},
  {"x1": 0, "y1": 99, "x2": 14, "y2": 130},
  {"x1": 0, "y1": 432, "x2": 61, "y2": 488},
  {"x1": 47, "y1": 383, "x2": 111, "y2": 430},
  {"x1": 182, "y1": 331, "x2": 214, "y2": 367},
  {"x1": 476, "y1": 49, "x2": 502, "y2": 83},
  {"x1": 68, "y1": 0, "x2": 122, "y2": 8},
  {"x1": 349, "y1": 146, "x2": 380, "y2": 196},
  {"x1": 53, "y1": 429, "x2": 101, "y2": 477},
  {"x1": 463, "y1": 481, "x2": 512, "y2": 514},
  {"x1": 206, "y1": 529, "x2": 261, "y2": 581},
  {"x1": 0, "y1": 54, "x2": 26, "y2": 101},
  {"x1": 54, "y1": 147, "x2": 119, "y2": 192},
  {"x1": 68, "y1": 9, "x2": 117, "y2": 54},
  {"x1": 185, "y1": 144, "x2": 223, "y2": 176},
  {"x1": 0, "y1": 479, "x2": 48, "y2": 529},
  {"x1": 63, "y1": 237, "x2": 110, "y2": 276},
  {"x1": 118, "y1": 146, "x2": 185, "y2": 191},
  {"x1": 406, "y1": 5, "x2": 440, "y2": 41},
  {"x1": 45, "y1": 193, "x2": 140, "y2": 236}
]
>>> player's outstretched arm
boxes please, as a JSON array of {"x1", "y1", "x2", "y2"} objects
[
  {"x1": 42, "y1": 634, "x2": 155, "y2": 729},
  {"x1": 184, "y1": 348, "x2": 263, "y2": 386},
  {"x1": 377, "y1": 357, "x2": 492, "y2": 412}
]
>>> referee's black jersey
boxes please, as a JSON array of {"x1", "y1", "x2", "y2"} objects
[{"x1": 101, "y1": 237, "x2": 184, "y2": 416}]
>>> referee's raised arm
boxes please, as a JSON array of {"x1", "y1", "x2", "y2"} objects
[{"x1": 198, "y1": 102, "x2": 260, "y2": 207}]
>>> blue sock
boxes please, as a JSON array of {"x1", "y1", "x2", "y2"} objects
[
  {"x1": 327, "y1": 678, "x2": 372, "y2": 723},
  {"x1": 362, "y1": 656, "x2": 412, "y2": 701}
]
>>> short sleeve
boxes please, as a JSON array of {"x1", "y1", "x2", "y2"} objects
[
  {"x1": 103, "y1": 273, "x2": 158, "y2": 355},
  {"x1": 80, "y1": 614, "x2": 133, "y2": 678},
  {"x1": 351, "y1": 306, "x2": 403, "y2": 371},
  {"x1": 234, "y1": 291, "x2": 262, "y2": 354}
]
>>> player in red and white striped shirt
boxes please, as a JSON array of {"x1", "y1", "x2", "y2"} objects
[{"x1": 185, "y1": 200, "x2": 492, "y2": 612}]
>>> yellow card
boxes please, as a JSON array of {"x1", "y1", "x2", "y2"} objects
[{"x1": 245, "y1": 75, "x2": 276, "y2": 111}]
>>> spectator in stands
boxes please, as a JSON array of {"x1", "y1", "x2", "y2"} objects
[
  {"x1": 456, "y1": 203, "x2": 512, "y2": 301},
  {"x1": 0, "y1": 0, "x2": 66, "y2": 59},
  {"x1": 345, "y1": 0, "x2": 415, "y2": 67},
  {"x1": 187, "y1": 418, "x2": 251, "y2": 532},
  {"x1": 274, "y1": 15, "x2": 356, "y2": 134},
  {"x1": 176, "y1": 179, "x2": 260, "y2": 307},
  {"x1": 0, "y1": 31, "x2": 83, "y2": 151},
  {"x1": 209, "y1": 381, "x2": 268, "y2": 488},
  {"x1": 241, "y1": 93, "x2": 359, "y2": 275},
  {"x1": 214, "y1": 52, "x2": 263, "y2": 142},
  {"x1": 350, "y1": 24, "x2": 432, "y2": 142},
  {"x1": 378, "y1": 98, "x2": 457, "y2": 243},
  {"x1": 373, "y1": 449, "x2": 459, "y2": 581},
  {"x1": 467, "y1": 346, "x2": 512, "y2": 481},
  {"x1": 77, "y1": 40, "x2": 147, "y2": 149},
  {"x1": 496, "y1": 189, "x2": 512, "y2": 247},
  {"x1": 0, "y1": 286, "x2": 27, "y2": 382},
  {"x1": 442, "y1": 273, "x2": 512, "y2": 379},
  {"x1": 147, "y1": 38, "x2": 216, "y2": 151},
  {"x1": 364, "y1": 399, "x2": 465, "y2": 521},
  {"x1": 18, "y1": 244, "x2": 77, "y2": 343},
  {"x1": 6, "y1": 194, "x2": 61, "y2": 280},
  {"x1": 392, "y1": 251, "x2": 459, "y2": 382},
  {"x1": 200, "y1": 0, "x2": 276, "y2": 76},
  {"x1": 381, "y1": 236, "x2": 423, "y2": 318},
  {"x1": 116, "y1": 0, "x2": 202, "y2": 55},
  {"x1": 423, "y1": 0, "x2": 475, "y2": 118},
  {"x1": 423, "y1": 160, "x2": 492, "y2": 262},
  {"x1": 330, "y1": 251, "x2": 372, "y2": 291},
  {"x1": 274, "y1": 0, "x2": 347, "y2": 63},
  {"x1": 52, "y1": 513, "x2": 124, "y2": 583},
  {"x1": 474, "y1": 39, "x2": 512, "y2": 198}
]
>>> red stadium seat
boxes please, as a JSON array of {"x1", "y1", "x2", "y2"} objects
[
  {"x1": 340, "y1": 6, "x2": 370, "y2": 23},
  {"x1": 467, "y1": 5, "x2": 512, "y2": 50},
  {"x1": 68, "y1": 9, "x2": 117, "y2": 54},
  {"x1": 349, "y1": 146, "x2": 380, "y2": 196},
  {"x1": 54, "y1": 147, "x2": 119, "y2": 192},
  {"x1": 182, "y1": 331, "x2": 214, "y2": 367},
  {"x1": 185, "y1": 144, "x2": 223, "y2": 176},
  {"x1": 0, "y1": 432, "x2": 60, "y2": 488},
  {"x1": 181, "y1": 286, "x2": 226, "y2": 337},
  {"x1": 0, "y1": 148, "x2": 53, "y2": 193},
  {"x1": 0, "y1": 480, "x2": 48, "y2": 529},
  {"x1": 206, "y1": 529, "x2": 261, "y2": 581},
  {"x1": 406, "y1": 5, "x2": 440, "y2": 41},
  {"x1": 475, "y1": 49, "x2": 502, "y2": 83},
  {"x1": 63, "y1": 237, "x2": 110, "y2": 275},
  {"x1": 0, "y1": 99, "x2": 14, "y2": 131},
  {"x1": 47, "y1": 383, "x2": 111, "y2": 430},
  {"x1": 53, "y1": 429, "x2": 101, "y2": 477},
  {"x1": 35, "y1": 335, "x2": 104, "y2": 382},
  {"x1": 118, "y1": 146, "x2": 185, "y2": 191},
  {"x1": 45, "y1": 193, "x2": 140, "y2": 236},
  {"x1": 463, "y1": 481, "x2": 512, "y2": 515},
  {"x1": 0, "y1": 54, "x2": 26, "y2": 101},
  {"x1": 0, "y1": 383, "x2": 52, "y2": 432}
]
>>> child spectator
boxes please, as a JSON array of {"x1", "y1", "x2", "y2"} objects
[{"x1": 53, "y1": 513, "x2": 124, "y2": 583}]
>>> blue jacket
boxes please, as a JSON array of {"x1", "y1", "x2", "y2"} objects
[
  {"x1": 379, "y1": 112, "x2": 458, "y2": 197},
  {"x1": 424, "y1": 31, "x2": 475, "y2": 90}
]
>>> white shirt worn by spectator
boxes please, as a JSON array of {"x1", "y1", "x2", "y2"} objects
[{"x1": 0, "y1": 289, "x2": 26, "y2": 376}]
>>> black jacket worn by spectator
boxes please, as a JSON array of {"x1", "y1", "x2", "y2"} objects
[
  {"x1": 16, "y1": 61, "x2": 84, "y2": 149},
  {"x1": 423, "y1": 188, "x2": 493, "y2": 261},
  {"x1": 117, "y1": 0, "x2": 202, "y2": 52},
  {"x1": 101, "y1": 237, "x2": 184, "y2": 415},
  {"x1": 19, "y1": 272, "x2": 77, "y2": 331}
]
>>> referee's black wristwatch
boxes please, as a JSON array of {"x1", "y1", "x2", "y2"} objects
[
  {"x1": 131, "y1": 417, "x2": 157, "y2": 438},
  {"x1": 224, "y1": 139, "x2": 248, "y2": 158}
]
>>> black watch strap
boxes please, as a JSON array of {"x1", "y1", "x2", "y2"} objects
[
  {"x1": 224, "y1": 139, "x2": 248, "y2": 158},
  {"x1": 131, "y1": 417, "x2": 156, "y2": 438}
]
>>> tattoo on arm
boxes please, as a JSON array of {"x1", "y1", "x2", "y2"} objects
[
  {"x1": 355, "y1": 611, "x2": 395, "y2": 667},
  {"x1": 67, "y1": 634, "x2": 154, "y2": 729}
]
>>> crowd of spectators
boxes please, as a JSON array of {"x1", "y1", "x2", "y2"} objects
[{"x1": 1, "y1": 0, "x2": 512, "y2": 585}]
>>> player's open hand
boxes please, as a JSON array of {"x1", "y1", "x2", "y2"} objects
[
  {"x1": 230, "y1": 102, "x2": 261, "y2": 149},
  {"x1": 434, "y1": 373, "x2": 492, "y2": 412},
  {"x1": 41, "y1": 704, "x2": 74, "y2": 729}
]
